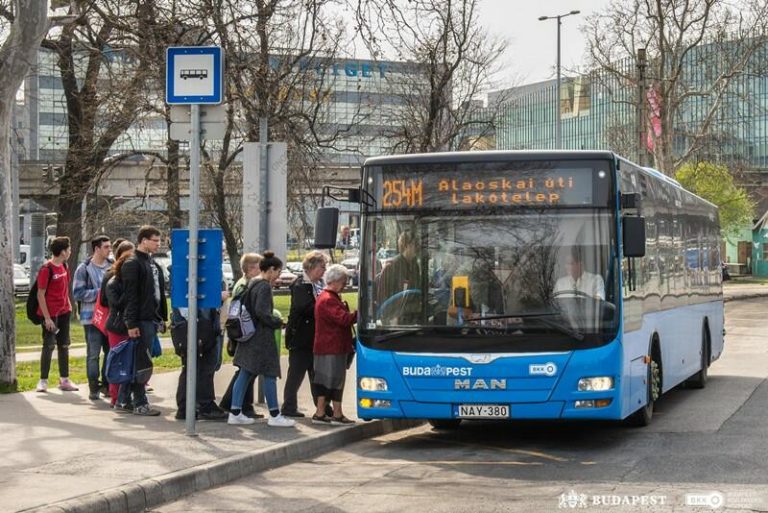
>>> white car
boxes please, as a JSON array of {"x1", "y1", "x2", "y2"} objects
[
  {"x1": 222, "y1": 261, "x2": 234, "y2": 290},
  {"x1": 340, "y1": 257, "x2": 359, "y2": 286},
  {"x1": 13, "y1": 264, "x2": 30, "y2": 297}
]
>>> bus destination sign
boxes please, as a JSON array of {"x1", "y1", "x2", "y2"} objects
[{"x1": 379, "y1": 167, "x2": 595, "y2": 210}]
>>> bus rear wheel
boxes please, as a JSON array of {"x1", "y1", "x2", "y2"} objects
[
  {"x1": 428, "y1": 419, "x2": 462, "y2": 430},
  {"x1": 686, "y1": 325, "x2": 710, "y2": 389}
]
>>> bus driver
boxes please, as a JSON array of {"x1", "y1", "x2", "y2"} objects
[{"x1": 553, "y1": 248, "x2": 605, "y2": 300}]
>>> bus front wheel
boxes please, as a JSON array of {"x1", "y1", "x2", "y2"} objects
[
  {"x1": 626, "y1": 357, "x2": 661, "y2": 427},
  {"x1": 428, "y1": 419, "x2": 462, "y2": 430}
]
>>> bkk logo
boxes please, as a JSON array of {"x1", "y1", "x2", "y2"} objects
[
  {"x1": 529, "y1": 362, "x2": 558, "y2": 376},
  {"x1": 402, "y1": 365, "x2": 473, "y2": 377}
]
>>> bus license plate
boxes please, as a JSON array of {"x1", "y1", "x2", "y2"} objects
[{"x1": 458, "y1": 404, "x2": 510, "y2": 419}]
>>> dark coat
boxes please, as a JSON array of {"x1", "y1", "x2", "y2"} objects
[
  {"x1": 104, "y1": 275, "x2": 128, "y2": 336},
  {"x1": 285, "y1": 275, "x2": 316, "y2": 351},
  {"x1": 313, "y1": 289, "x2": 356, "y2": 355},
  {"x1": 233, "y1": 278, "x2": 282, "y2": 377},
  {"x1": 122, "y1": 250, "x2": 168, "y2": 329}
]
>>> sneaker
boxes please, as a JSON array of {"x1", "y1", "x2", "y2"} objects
[
  {"x1": 58, "y1": 378, "x2": 79, "y2": 391},
  {"x1": 114, "y1": 402, "x2": 134, "y2": 413},
  {"x1": 100, "y1": 385, "x2": 110, "y2": 398},
  {"x1": 330, "y1": 416, "x2": 356, "y2": 426},
  {"x1": 133, "y1": 404, "x2": 161, "y2": 416},
  {"x1": 267, "y1": 414, "x2": 296, "y2": 428},
  {"x1": 36, "y1": 379, "x2": 48, "y2": 392},
  {"x1": 311, "y1": 414, "x2": 331, "y2": 425},
  {"x1": 281, "y1": 410, "x2": 306, "y2": 418},
  {"x1": 88, "y1": 391, "x2": 100, "y2": 401},
  {"x1": 228, "y1": 412, "x2": 255, "y2": 425}
]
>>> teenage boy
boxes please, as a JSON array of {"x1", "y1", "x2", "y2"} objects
[
  {"x1": 73, "y1": 235, "x2": 112, "y2": 400},
  {"x1": 36, "y1": 236, "x2": 78, "y2": 393},
  {"x1": 121, "y1": 226, "x2": 168, "y2": 416}
]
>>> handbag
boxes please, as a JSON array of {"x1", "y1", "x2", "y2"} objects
[{"x1": 92, "y1": 290, "x2": 110, "y2": 336}]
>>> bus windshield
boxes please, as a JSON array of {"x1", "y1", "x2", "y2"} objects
[{"x1": 361, "y1": 210, "x2": 619, "y2": 350}]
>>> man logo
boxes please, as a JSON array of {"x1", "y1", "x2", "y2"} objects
[
  {"x1": 454, "y1": 378, "x2": 507, "y2": 390},
  {"x1": 530, "y1": 362, "x2": 558, "y2": 376}
]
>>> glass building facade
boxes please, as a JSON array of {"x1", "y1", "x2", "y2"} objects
[{"x1": 494, "y1": 45, "x2": 768, "y2": 173}]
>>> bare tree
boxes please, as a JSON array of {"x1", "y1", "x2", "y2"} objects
[
  {"x1": 585, "y1": 0, "x2": 768, "y2": 174},
  {"x1": 0, "y1": 0, "x2": 58, "y2": 390},
  {"x1": 200, "y1": 0, "x2": 353, "y2": 271},
  {"x1": 40, "y1": 1, "x2": 161, "y2": 270},
  {"x1": 352, "y1": 0, "x2": 508, "y2": 153}
]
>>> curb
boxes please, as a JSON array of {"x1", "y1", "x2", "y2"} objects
[
  {"x1": 23, "y1": 419, "x2": 423, "y2": 513},
  {"x1": 724, "y1": 292, "x2": 768, "y2": 303}
]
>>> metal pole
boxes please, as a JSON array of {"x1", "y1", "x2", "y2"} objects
[
  {"x1": 259, "y1": 116, "x2": 269, "y2": 250},
  {"x1": 636, "y1": 48, "x2": 647, "y2": 167},
  {"x1": 185, "y1": 103, "x2": 201, "y2": 436},
  {"x1": 556, "y1": 16, "x2": 562, "y2": 149},
  {"x1": 257, "y1": 116, "x2": 268, "y2": 405}
]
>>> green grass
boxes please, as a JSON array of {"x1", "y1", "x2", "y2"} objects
[
  {"x1": 14, "y1": 348, "x2": 183, "y2": 393},
  {"x1": 10, "y1": 291, "x2": 359, "y2": 393},
  {"x1": 14, "y1": 302, "x2": 85, "y2": 348}
]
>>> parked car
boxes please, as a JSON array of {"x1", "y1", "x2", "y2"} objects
[
  {"x1": 13, "y1": 264, "x2": 30, "y2": 297},
  {"x1": 341, "y1": 256, "x2": 359, "y2": 286},
  {"x1": 274, "y1": 268, "x2": 299, "y2": 289},
  {"x1": 286, "y1": 261, "x2": 304, "y2": 276},
  {"x1": 222, "y1": 261, "x2": 234, "y2": 290}
]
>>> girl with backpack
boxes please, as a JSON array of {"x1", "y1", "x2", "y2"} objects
[
  {"x1": 100, "y1": 242, "x2": 135, "y2": 409},
  {"x1": 228, "y1": 252, "x2": 294, "y2": 428}
]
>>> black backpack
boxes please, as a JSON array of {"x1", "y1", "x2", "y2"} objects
[{"x1": 26, "y1": 263, "x2": 61, "y2": 325}]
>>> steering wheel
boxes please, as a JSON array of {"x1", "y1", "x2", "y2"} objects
[
  {"x1": 552, "y1": 289, "x2": 595, "y2": 300},
  {"x1": 377, "y1": 289, "x2": 423, "y2": 323}
]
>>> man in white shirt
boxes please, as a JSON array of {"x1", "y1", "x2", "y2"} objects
[{"x1": 553, "y1": 250, "x2": 605, "y2": 300}]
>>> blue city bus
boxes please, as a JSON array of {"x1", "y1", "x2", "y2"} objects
[{"x1": 317, "y1": 150, "x2": 724, "y2": 427}]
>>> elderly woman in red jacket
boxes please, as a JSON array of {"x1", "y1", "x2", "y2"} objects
[{"x1": 312, "y1": 263, "x2": 357, "y2": 425}]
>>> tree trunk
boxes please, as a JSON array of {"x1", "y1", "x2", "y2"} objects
[
  {"x1": 0, "y1": 0, "x2": 50, "y2": 391},
  {"x1": 166, "y1": 138, "x2": 182, "y2": 229}
]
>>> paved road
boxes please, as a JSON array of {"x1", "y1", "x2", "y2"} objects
[{"x1": 154, "y1": 299, "x2": 768, "y2": 513}]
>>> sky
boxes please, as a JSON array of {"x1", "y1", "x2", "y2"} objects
[{"x1": 478, "y1": 0, "x2": 612, "y2": 88}]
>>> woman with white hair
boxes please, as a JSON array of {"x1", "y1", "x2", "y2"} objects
[{"x1": 312, "y1": 263, "x2": 357, "y2": 425}]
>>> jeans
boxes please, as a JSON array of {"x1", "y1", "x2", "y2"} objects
[
  {"x1": 84, "y1": 324, "x2": 109, "y2": 389},
  {"x1": 220, "y1": 370, "x2": 255, "y2": 413},
  {"x1": 40, "y1": 313, "x2": 71, "y2": 379},
  {"x1": 232, "y1": 369, "x2": 278, "y2": 413}
]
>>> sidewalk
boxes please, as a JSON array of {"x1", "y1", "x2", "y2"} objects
[
  {"x1": 722, "y1": 281, "x2": 768, "y2": 302},
  {"x1": 0, "y1": 357, "x2": 416, "y2": 513},
  {"x1": 4, "y1": 285, "x2": 765, "y2": 513}
]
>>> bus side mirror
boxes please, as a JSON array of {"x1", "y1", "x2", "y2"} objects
[
  {"x1": 314, "y1": 207, "x2": 339, "y2": 249},
  {"x1": 622, "y1": 216, "x2": 646, "y2": 258}
]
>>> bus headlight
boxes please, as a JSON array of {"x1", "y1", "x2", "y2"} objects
[
  {"x1": 359, "y1": 377, "x2": 388, "y2": 391},
  {"x1": 360, "y1": 398, "x2": 391, "y2": 408},
  {"x1": 578, "y1": 377, "x2": 614, "y2": 391}
]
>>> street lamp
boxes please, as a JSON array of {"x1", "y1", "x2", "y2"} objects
[{"x1": 538, "y1": 10, "x2": 580, "y2": 149}]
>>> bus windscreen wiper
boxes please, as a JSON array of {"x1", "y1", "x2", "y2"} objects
[
  {"x1": 465, "y1": 311, "x2": 584, "y2": 341},
  {"x1": 370, "y1": 328, "x2": 422, "y2": 344}
]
